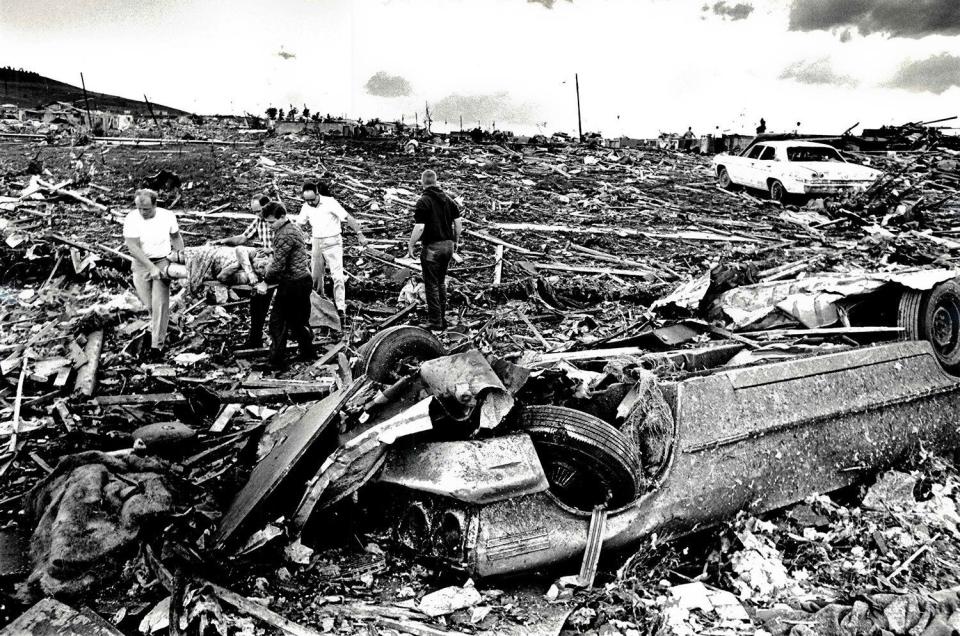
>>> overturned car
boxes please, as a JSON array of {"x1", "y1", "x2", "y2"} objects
[{"x1": 215, "y1": 276, "x2": 960, "y2": 578}]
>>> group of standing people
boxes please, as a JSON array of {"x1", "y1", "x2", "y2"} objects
[{"x1": 122, "y1": 169, "x2": 461, "y2": 369}]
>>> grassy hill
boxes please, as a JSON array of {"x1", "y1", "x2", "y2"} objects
[{"x1": 0, "y1": 67, "x2": 188, "y2": 116}]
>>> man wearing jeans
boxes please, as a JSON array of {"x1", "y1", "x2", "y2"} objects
[
  {"x1": 216, "y1": 194, "x2": 274, "y2": 348},
  {"x1": 295, "y1": 182, "x2": 367, "y2": 328},
  {"x1": 260, "y1": 201, "x2": 314, "y2": 369},
  {"x1": 407, "y1": 170, "x2": 462, "y2": 331},
  {"x1": 123, "y1": 189, "x2": 183, "y2": 360}
]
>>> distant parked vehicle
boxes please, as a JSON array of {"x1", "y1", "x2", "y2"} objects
[{"x1": 711, "y1": 140, "x2": 882, "y2": 202}]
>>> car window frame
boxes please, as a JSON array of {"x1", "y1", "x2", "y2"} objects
[
  {"x1": 759, "y1": 146, "x2": 776, "y2": 161},
  {"x1": 746, "y1": 145, "x2": 765, "y2": 160}
]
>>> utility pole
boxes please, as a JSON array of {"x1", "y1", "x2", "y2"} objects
[
  {"x1": 575, "y1": 73, "x2": 583, "y2": 143},
  {"x1": 79, "y1": 73, "x2": 94, "y2": 132},
  {"x1": 143, "y1": 94, "x2": 162, "y2": 146},
  {"x1": 459, "y1": 115, "x2": 463, "y2": 132}
]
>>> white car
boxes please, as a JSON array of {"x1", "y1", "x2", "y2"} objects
[{"x1": 712, "y1": 140, "x2": 882, "y2": 201}]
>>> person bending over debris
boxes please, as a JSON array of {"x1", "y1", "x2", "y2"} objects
[
  {"x1": 123, "y1": 188, "x2": 183, "y2": 360},
  {"x1": 214, "y1": 194, "x2": 275, "y2": 348},
  {"x1": 296, "y1": 182, "x2": 367, "y2": 328},
  {"x1": 407, "y1": 169, "x2": 462, "y2": 331},
  {"x1": 165, "y1": 245, "x2": 269, "y2": 295},
  {"x1": 261, "y1": 201, "x2": 314, "y2": 368}
]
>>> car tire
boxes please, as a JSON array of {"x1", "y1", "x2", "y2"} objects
[
  {"x1": 768, "y1": 179, "x2": 787, "y2": 203},
  {"x1": 717, "y1": 166, "x2": 734, "y2": 190},
  {"x1": 898, "y1": 279, "x2": 960, "y2": 375},
  {"x1": 517, "y1": 405, "x2": 642, "y2": 510},
  {"x1": 355, "y1": 325, "x2": 445, "y2": 384}
]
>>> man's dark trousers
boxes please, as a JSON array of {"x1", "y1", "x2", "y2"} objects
[
  {"x1": 420, "y1": 240, "x2": 454, "y2": 327},
  {"x1": 269, "y1": 276, "x2": 314, "y2": 365},
  {"x1": 248, "y1": 287, "x2": 275, "y2": 348}
]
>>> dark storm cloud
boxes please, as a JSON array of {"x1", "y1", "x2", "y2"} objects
[
  {"x1": 364, "y1": 72, "x2": 413, "y2": 98},
  {"x1": 431, "y1": 93, "x2": 537, "y2": 126},
  {"x1": 788, "y1": 0, "x2": 960, "y2": 38},
  {"x1": 709, "y1": 1, "x2": 754, "y2": 20},
  {"x1": 885, "y1": 53, "x2": 960, "y2": 94},
  {"x1": 527, "y1": 0, "x2": 572, "y2": 8},
  {"x1": 779, "y1": 58, "x2": 858, "y2": 86}
]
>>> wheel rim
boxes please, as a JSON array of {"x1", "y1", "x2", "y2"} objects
[
  {"x1": 718, "y1": 168, "x2": 730, "y2": 187},
  {"x1": 930, "y1": 293, "x2": 960, "y2": 355},
  {"x1": 771, "y1": 182, "x2": 784, "y2": 201}
]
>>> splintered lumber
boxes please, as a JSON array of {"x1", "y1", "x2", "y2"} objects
[
  {"x1": 74, "y1": 330, "x2": 104, "y2": 397},
  {"x1": 37, "y1": 179, "x2": 108, "y2": 211},
  {"x1": 492, "y1": 245, "x2": 504, "y2": 285},
  {"x1": 489, "y1": 222, "x2": 762, "y2": 243},
  {"x1": 535, "y1": 263, "x2": 654, "y2": 278},
  {"x1": 205, "y1": 581, "x2": 324, "y2": 636},
  {"x1": 6, "y1": 357, "x2": 28, "y2": 454},
  {"x1": 0, "y1": 598, "x2": 125, "y2": 636},
  {"x1": 522, "y1": 346, "x2": 646, "y2": 367},
  {"x1": 464, "y1": 229, "x2": 537, "y2": 255},
  {"x1": 210, "y1": 403, "x2": 242, "y2": 433},
  {"x1": 50, "y1": 234, "x2": 136, "y2": 264},
  {"x1": 93, "y1": 384, "x2": 333, "y2": 406}
]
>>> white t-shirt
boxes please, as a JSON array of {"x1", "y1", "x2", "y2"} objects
[
  {"x1": 296, "y1": 196, "x2": 348, "y2": 239},
  {"x1": 123, "y1": 207, "x2": 180, "y2": 259}
]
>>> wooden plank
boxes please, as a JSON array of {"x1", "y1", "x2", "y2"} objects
[
  {"x1": 212, "y1": 377, "x2": 368, "y2": 548},
  {"x1": 6, "y1": 356, "x2": 28, "y2": 455},
  {"x1": 742, "y1": 326, "x2": 905, "y2": 337},
  {"x1": 93, "y1": 384, "x2": 333, "y2": 406},
  {"x1": 534, "y1": 263, "x2": 653, "y2": 278},
  {"x1": 210, "y1": 403, "x2": 242, "y2": 433},
  {"x1": 464, "y1": 229, "x2": 537, "y2": 255},
  {"x1": 74, "y1": 330, "x2": 104, "y2": 397},
  {"x1": 492, "y1": 245, "x2": 504, "y2": 285},
  {"x1": 206, "y1": 581, "x2": 324, "y2": 636}
]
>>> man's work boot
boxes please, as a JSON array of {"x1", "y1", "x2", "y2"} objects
[{"x1": 336, "y1": 311, "x2": 346, "y2": 334}]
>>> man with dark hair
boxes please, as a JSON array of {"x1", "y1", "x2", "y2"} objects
[
  {"x1": 260, "y1": 201, "x2": 314, "y2": 368},
  {"x1": 295, "y1": 181, "x2": 366, "y2": 329},
  {"x1": 216, "y1": 194, "x2": 276, "y2": 347},
  {"x1": 407, "y1": 170, "x2": 462, "y2": 331}
]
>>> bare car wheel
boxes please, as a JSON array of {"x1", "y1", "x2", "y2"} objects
[
  {"x1": 768, "y1": 179, "x2": 787, "y2": 202},
  {"x1": 517, "y1": 405, "x2": 642, "y2": 510},
  {"x1": 717, "y1": 166, "x2": 733, "y2": 190},
  {"x1": 898, "y1": 279, "x2": 960, "y2": 375},
  {"x1": 355, "y1": 325, "x2": 445, "y2": 384}
]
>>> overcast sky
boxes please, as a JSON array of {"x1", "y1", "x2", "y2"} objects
[{"x1": 2, "y1": 0, "x2": 959, "y2": 137}]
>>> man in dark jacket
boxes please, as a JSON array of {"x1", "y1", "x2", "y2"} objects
[
  {"x1": 407, "y1": 170, "x2": 462, "y2": 330},
  {"x1": 259, "y1": 202, "x2": 314, "y2": 368}
]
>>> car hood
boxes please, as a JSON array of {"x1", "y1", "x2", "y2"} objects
[{"x1": 789, "y1": 162, "x2": 882, "y2": 181}]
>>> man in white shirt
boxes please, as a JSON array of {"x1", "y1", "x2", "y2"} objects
[
  {"x1": 295, "y1": 182, "x2": 367, "y2": 326},
  {"x1": 123, "y1": 188, "x2": 184, "y2": 358}
]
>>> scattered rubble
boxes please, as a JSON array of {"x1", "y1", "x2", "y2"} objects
[{"x1": 3, "y1": 125, "x2": 960, "y2": 635}]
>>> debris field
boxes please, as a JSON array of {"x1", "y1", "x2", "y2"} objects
[{"x1": 3, "y1": 127, "x2": 960, "y2": 636}]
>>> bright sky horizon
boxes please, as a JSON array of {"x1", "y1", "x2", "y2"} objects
[{"x1": 2, "y1": 0, "x2": 959, "y2": 138}]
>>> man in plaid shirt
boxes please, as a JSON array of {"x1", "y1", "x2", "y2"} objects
[
  {"x1": 218, "y1": 194, "x2": 275, "y2": 348},
  {"x1": 259, "y1": 201, "x2": 314, "y2": 368}
]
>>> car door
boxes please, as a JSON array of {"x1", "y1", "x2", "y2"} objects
[
  {"x1": 753, "y1": 145, "x2": 777, "y2": 189},
  {"x1": 735, "y1": 144, "x2": 766, "y2": 188}
]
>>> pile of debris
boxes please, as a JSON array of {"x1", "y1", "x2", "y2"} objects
[{"x1": 3, "y1": 127, "x2": 960, "y2": 635}]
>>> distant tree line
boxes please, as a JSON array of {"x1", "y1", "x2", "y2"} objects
[{"x1": 0, "y1": 67, "x2": 42, "y2": 81}]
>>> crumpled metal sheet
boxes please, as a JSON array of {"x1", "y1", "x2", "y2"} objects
[
  {"x1": 715, "y1": 268, "x2": 959, "y2": 329},
  {"x1": 377, "y1": 433, "x2": 549, "y2": 505},
  {"x1": 419, "y1": 350, "x2": 514, "y2": 430}
]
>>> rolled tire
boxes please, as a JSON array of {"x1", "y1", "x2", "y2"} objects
[
  {"x1": 768, "y1": 179, "x2": 786, "y2": 203},
  {"x1": 517, "y1": 405, "x2": 642, "y2": 510},
  {"x1": 355, "y1": 325, "x2": 445, "y2": 384},
  {"x1": 717, "y1": 166, "x2": 733, "y2": 190},
  {"x1": 898, "y1": 279, "x2": 960, "y2": 375}
]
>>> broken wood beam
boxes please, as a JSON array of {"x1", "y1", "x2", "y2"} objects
[
  {"x1": 534, "y1": 263, "x2": 654, "y2": 278},
  {"x1": 742, "y1": 326, "x2": 905, "y2": 338},
  {"x1": 492, "y1": 245, "x2": 504, "y2": 285},
  {"x1": 210, "y1": 403, "x2": 242, "y2": 433},
  {"x1": 205, "y1": 581, "x2": 325, "y2": 636},
  {"x1": 92, "y1": 384, "x2": 333, "y2": 406},
  {"x1": 37, "y1": 179, "x2": 108, "y2": 211},
  {"x1": 74, "y1": 330, "x2": 104, "y2": 397},
  {"x1": 464, "y1": 229, "x2": 537, "y2": 255}
]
